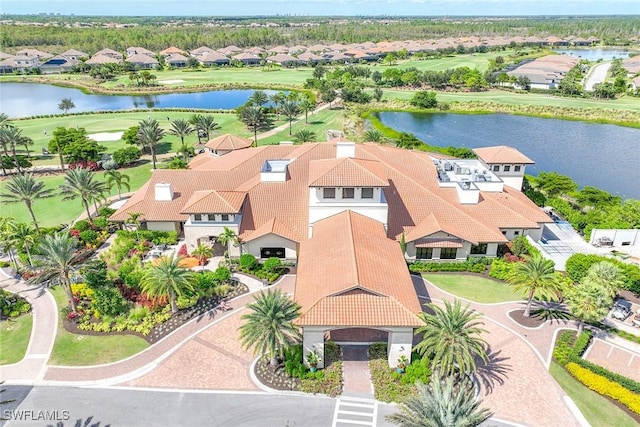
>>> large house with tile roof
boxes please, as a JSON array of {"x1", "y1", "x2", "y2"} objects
[{"x1": 110, "y1": 138, "x2": 550, "y2": 366}]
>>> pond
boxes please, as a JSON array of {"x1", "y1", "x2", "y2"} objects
[
  {"x1": 375, "y1": 111, "x2": 640, "y2": 199},
  {"x1": 0, "y1": 83, "x2": 281, "y2": 118},
  {"x1": 552, "y1": 48, "x2": 634, "y2": 61}
]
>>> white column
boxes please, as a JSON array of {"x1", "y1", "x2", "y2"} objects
[
  {"x1": 302, "y1": 327, "x2": 326, "y2": 369},
  {"x1": 387, "y1": 328, "x2": 414, "y2": 368}
]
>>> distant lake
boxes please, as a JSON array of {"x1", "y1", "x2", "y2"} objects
[
  {"x1": 553, "y1": 48, "x2": 633, "y2": 61},
  {"x1": 375, "y1": 111, "x2": 640, "y2": 199},
  {"x1": 0, "y1": 83, "x2": 280, "y2": 118}
]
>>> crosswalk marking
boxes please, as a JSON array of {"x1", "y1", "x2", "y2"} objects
[{"x1": 332, "y1": 397, "x2": 378, "y2": 427}]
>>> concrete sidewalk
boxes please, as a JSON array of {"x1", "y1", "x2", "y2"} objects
[{"x1": 0, "y1": 268, "x2": 58, "y2": 383}]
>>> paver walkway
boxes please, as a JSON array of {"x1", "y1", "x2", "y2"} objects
[
  {"x1": 43, "y1": 275, "x2": 295, "y2": 385},
  {"x1": 341, "y1": 345, "x2": 373, "y2": 399},
  {"x1": 419, "y1": 276, "x2": 581, "y2": 427},
  {"x1": 0, "y1": 268, "x2": 57, "y2": 383}
]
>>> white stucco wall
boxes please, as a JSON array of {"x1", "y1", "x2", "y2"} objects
[
  {"x1": 405, "y1": 231, "x2": 468, "y2": 261},
  {"x1": 147, "y1": 221, "x2": 178, "y2": 232},
  {"x1": 184, "y1": 223, "x2": 239, "y2": 252},
  {"x1": 302, "y1": 327, "x2": 326, "y2": 369},
  {"x1": 387, "y1": 328, "x2": 414, "y2": 368},
  {"x1": 241, "y1": 234, "x2": 298, "y2": 260}
]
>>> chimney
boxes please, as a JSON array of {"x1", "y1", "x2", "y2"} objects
[
  {"x1": 336, "y1": 141, "x2": 356, "y2": 158},
  {"x1": 154, "y1": 182, "x2": 173, "y2": 201}
]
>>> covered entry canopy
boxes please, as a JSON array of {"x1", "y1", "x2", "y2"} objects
[{"x1": 294, "y1": 210, "x2": 422, "y2": 367}]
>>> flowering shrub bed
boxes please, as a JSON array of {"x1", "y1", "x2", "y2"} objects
[
  {"x1": 409, "y1": 258, "x2": 488, "y2": 274},
  {"x1": 0, "y1": 289, "x2": 31, "y2": 318}
]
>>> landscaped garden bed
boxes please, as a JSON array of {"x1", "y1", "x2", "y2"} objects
[{"x1": 253, "y1": 341, "x2": 343, "y2": 397}]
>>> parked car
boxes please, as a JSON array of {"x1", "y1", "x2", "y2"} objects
[
  {"x1": 611, "y1": 299, "x2": 632, "y2": 320},
  {"x1": 595, "y1": 236, "x2": 614, "y2": 247}
]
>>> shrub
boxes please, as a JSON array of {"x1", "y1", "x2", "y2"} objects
[
  {"x1": 565, "y1": 253, "x2": 640, "y2": 293},
  {"x1": 489, "y1": 258, "x2": 514, "y2": 280},
  {"x1": 112, "y1": 146, "x2": 141, "y2": 166},
  {"x1": 73, "y1": 220, "x2": 91, "y2": 232},
  {"x1": 93, "y1": 217, "x2": 109, "y2": 230},
  {"x1": 71, "y1": 283, "x2": 95, "y2": 301},
  {"x1": 409, "y1": 259, "x2": 488, "y2": 273},
  {"x1": 410, "y1": 90, "x2": 438, "y2": 109},
  {"x1": 79, "y1": 230, "x2": 98, "y2": 245},
  {"x1": 400, "y1": 356, "x2": 432, "y2": 386},
  {"x1": 0, "y1": 261, "x2": 9, "y2": 268},
  {"x1": 93, "y1": 287, "x2": 129, "y2": 317},
  {"x1": 566, "y1": 362, "x2": 640, "y2": 415},
  {"x1": 571, "y1": 330, "x2": 592, "y2": 358},
  {"x1": 98, "y1": 207, "x2": 116, "y2": 217},
  {"x1": 262, "y1": 257, "x2": 282, "y2": 273},
  {"x1": 177, "y1": 244, "x2": 188, "y2": 257},
  {"x1": 176, "y1": 295, "x2": 199, "y2": 310},
  {"x1": 553, "y1": 330, "x2": 576, "y2": 365},
  {"x1": 239, "y1": 253, "x2": 258, "y2": 271},
  {"x1": 284, "y1": 345, "x2": 307, "y2": 378}
]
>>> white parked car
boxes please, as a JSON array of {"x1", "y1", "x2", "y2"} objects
[{"x1": 611, "y1": 300, "x2": 632, "y2": 320}]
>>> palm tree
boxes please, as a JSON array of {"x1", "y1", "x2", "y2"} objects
[
  {"x1": 137, "y1": 118, "x2": 165, "y2": 169},
  {"x1": 0, "y1": 217, "x2": 20, "y2": 273},
  {"x1": 58, "y1": 98, "x2": 75, "y2": 115},
  {"x1": 191, "y1": 243, "x2": 213, "y2": 265},
  {"x1": 168, "y1": 119, "x2": 194, "y2": 162},
  {"x1": 386, "y1": 372, "x2": 492, "y2": 427},
  {"x1": 239, "y1": 105, "x2": 270, "y2": 147},
  {"x1": 298, "y1": 98, "x2": 315, "y2": 124},
  {"x1": 280, "y1": 101, "x2": 299, "y2": 135},
  {"x1": 125, "y1": 212, "x2": 143, "y2": 242},
  {"x1": 364, "y1": 129, "x2": 384, "y2": 142},
  {"x1": 414, "y1": 299, "x2": 488, "y2": 377},
  {"x1": 60, "y1": 167, "x2": 106, "y2": 225},
  {"x1": 507, "y1": 254, "x2": 561, "y2": 317},
  {"x1": 582, "y1": 261, "x2": 624, "y2": 298},
  {"x1": 565, "y1": 280, "x2": 612, "y2": 334},
  {"x1": 248, "y1": 90, "x2": 268, "y2": 107},
  {"x1": 197, "y1": 115, "x2": 219, "y2": 142},
  {"x1": 104, "y1": 170, "x2": 130, "y2": 200},
  {"x1": 269, "y1": 92, "x2": 287, "y2": 118},
  {"x1": 216, "y1": 226, "x2": 238, "y2": 258},
  {"x1": 140, "y1": 255, "x2": 195, "y2": 314},
  {"x1": 292, "y1": 129, "x2": 317, "y2": 144},
  {"x1": 0, "y1": 125, "x2": 25, "y2": 173},
  {"x1": 30, "y1": 233, "x2": 82, "y2": 312},
  {"x1": 239, "y1": 288, "x2": 302, "y2": 366},
  {"x1": 189, "y1": 114, "x2": 204, "y2": 144},
  {"x1": 10, "y1": 222, "x2": 37, "y2": 268},
  {"x1": 0, "y1": 173, "x2": 54, "y2": 231}
]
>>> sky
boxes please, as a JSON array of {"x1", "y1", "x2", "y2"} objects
[{"x1": 2, "y1": 0, "x2": 639, "y2": 17}]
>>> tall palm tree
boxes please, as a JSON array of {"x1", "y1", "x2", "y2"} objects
[
  {"x1": 10, "y1": 222, "x2": 37, "y2": 268},
  {"x1": 168, "y1": 119, "x2": 194, "y2": 162},
  {"x1": 197, "y1": 115, "x2": 219, "y2": 142},
  {"x1": 0, "y1": 173, "x2": 54, "y2": 231},
  {"x1": 189, "y1": 114, "x2": 204, "y2": 144},
  {"x1": 239, "y1": 288, "x2": 302, "y2": 366},
  {"x1": 414, "y1": 299, "x2": 488, "y2": 377},
  {"x1": 191, "y1": 243, "x2": 213, "y2": 265},
  {"x1": 565, "y1": 280, "x2": 612, "y2": 334},
  {"x1": 507, "y1": 254, "x2": 561, "y2": 317},
  {"x1": 248, "y1": 90, "x2": 268, "y2": 107},
  {"x1": 58, "y1": 98, "x2": 75, "y2": 115},
  {"x1": 60, "y1": 168, "x2": 105, "y2": 225},
  {"x1": 386, "y1": 372, "x2": 492, "y2": 427},
  {"x1": 239, "y1": 105, "x2": 270, "y2": 147},
  {"x1": 104, "y1": 170, "x2": 130, "y2": 200},
  {"x1": 0, "y1": 217, "x2": 20, "y2": 273},
  {"x1": 0, "y1": 125, "x2": 24, "y2": 173},
  {"x1": 292, "y1": 129, "x2": 317, "y2": 144},
  {"x1": 280, "y1": 101, "x2": 299, "y2": 135},
  {"x1": 269, "y1": 92, "x2": 287, "y2": 118},
  {"x1": 137, "y1": 118, "x2": 165, "y2": 169},
  {"x1": 30, "y1": 233, "x2": 82, "y2": 312},
  {"x1": 125, "y1": 212, "x2": 143, "y2": 242},
  {"x1": 140, "y1": 255, "x2": 195, "y2": 314},
  {"x1": 298, "y1": 98, "x2": 315, "y2": 124},
  {"x1": 216, "y1": 226, "x2": 238, "y2": 258}
]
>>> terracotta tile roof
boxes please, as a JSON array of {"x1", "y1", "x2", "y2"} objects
[
  {"x1": 205, "y1": 134, "x2": 253, "y2": 151},
  {"x1": 404, "y1": 213, "x2": 478, "y2": 244},
  {"x1": 181, "y1": 190, "x2": 246, "y2": 214},
  {"x1": 308, "y1": 157, "x2": 389, "y2": 187},
  {"x1": 295, "y1": 211, "x2": 422, "y2": 327},
  {"x1": 240, "y1": 217, "x2": 301, "y2": 243},
  {"x1": 473, "y1": 146, "x2": 534, "y2": 164},
  {"x1": 126, "y1": 53, "x2": 159, "y2": 65},
  {"x1": 86, "y1": 54, "x2": 120, "y2": 65},
  {"x1": 160, "y1": 46, "x2": 185, "y2": 55}
]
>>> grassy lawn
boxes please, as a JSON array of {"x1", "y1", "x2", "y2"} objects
[
  {"x1": 49, "y1": 286, "x2": 148, "y2": 366},
  {"x1": 258, "y1": 108, "x2": 345, "y2": 145},
  {"x1": 0, "y1": 314, "x2": 33, "y2": 365},
  {"x1": 0, "y1": 161, "x2": 153, "y2": 226},
  {"x1": 549, "y1": 362, "x2": 638, "y2": 427},
  {"x1": 423, "y1": 273, "x2": 524, "y2": 303}
]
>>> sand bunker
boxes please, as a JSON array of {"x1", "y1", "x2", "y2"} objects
[
  {"x1": 158, "y1": 79, "x2": 185, "y2": 84},
  {"x1": 88, "y1": 131, "x2": 124, "y2": 142}
]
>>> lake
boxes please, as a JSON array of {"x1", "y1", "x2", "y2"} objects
[
  {"x1": 375, "y1": 111, "x2": 640, "y2": 199},
  {"x1": 552, "y1": 48, "x2": 633, "y2": 61},
  {"x1": 0, "y1": 83, "x2": 280, "y2": 118}
]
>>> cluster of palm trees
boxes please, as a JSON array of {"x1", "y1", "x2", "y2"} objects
[
  {"x1": 238, "y1": 90, "x2": 317, "y2": 147},
  {"x1": 1, "y1": 168, "x2": 130, "y2": 231},
  {"x1": 0, "y1": 113, "x2": 35, "y2": 176},
  {"x1": 135, "y1": 114, "x2": 219, "y2": 169}
]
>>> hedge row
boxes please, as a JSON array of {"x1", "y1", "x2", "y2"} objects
[
  {"x1": 409, "y1": 258, "x2": 489, "y2": 273},
  {"x1": 565, "y1": 253, "x2": 640, "y2": 293},
  {"x1": 565, "y1": 362, "x2": 640, "y2": 415},
  {"x1": 569, "y1": 356, "x2": 640, "y2": 394}
]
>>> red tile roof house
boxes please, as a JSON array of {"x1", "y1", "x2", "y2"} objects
[{"x1": 110, "y1": 139, "x2": 551, "y2": 365}]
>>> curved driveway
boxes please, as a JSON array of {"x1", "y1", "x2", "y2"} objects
[{"x1": 584, "y1": 61, "x2": 611, "y2": 91}]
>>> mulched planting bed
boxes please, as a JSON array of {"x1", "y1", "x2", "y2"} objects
[
  {"x1": 508, "y1": 309, "x2": 548, "y2": 328},
  {"x1": 63, "y1": 283, "x2": 249, "y2": 344},
  {"x1": 254, "y1": 357, "x2": 301, "y2": 391}
]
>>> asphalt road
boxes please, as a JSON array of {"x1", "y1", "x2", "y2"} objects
[{"x1": 0, "y1": 386, "x2": 399, "y2": 427}]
